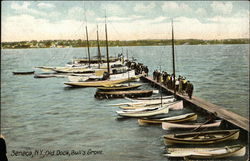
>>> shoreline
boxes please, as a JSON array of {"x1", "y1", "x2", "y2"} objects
[
  {"x1": 2, "y1": 38, "x2": 249, "y2": 49},
  {"x1": 1, "y1": 42, "x2": 249, "y2": 50}
]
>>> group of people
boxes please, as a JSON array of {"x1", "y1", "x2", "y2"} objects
[
  {"x1": 125, "y1": 60, "x2": 149, "y2": 76},
  {"x1": 153, "y1": 70, "x2": 194, "y2": 99}
]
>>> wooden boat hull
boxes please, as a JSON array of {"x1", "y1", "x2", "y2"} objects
[
  {"x1": 13, "y1": 71, "x2": 35, "y2": 75},
  {"x1": 163, "y1": 129, "x2": 240, "y2": 145},
  {"x1": 64, "y1": 76, "x2": 139, "y2": 87},
  {"x1": 162, "y1": 120, "x2": 222, "y2": 130},
  {"x1": 110, "y1": 97, "x2": 176, "y2": 106},
  {"x1": 116, "y1": 106, "x2": 169, "y2": 117},
  {"x1": 68, "y1": 75, "x2": 93, "y2": 82},
  {"x1": 34, "y1": 66, "x2": 55, "y2": 72},
  {"x1": 52, "y1": 67, "x2": 95, "y2": 73},
  {"x1": 120, "y1": 100, "x2": 183, "y2": 110},
  {"x1": 127, "y1": 95, "x2": 174, "y2": 101},
  {"x1": 34, "y1": 74, "x2": 67, "y2": 78},
  {"x1": 165, "y1": 144, "x2": 246, "y2": 159},
  {"x1": 97, "y1": 84, "x2": 142, "y2": 91},
  {"x1": 95, "y1": 90, "x2": 153, "y2": 99},
  {"x1": 138, "y1": 113, "x2": 197, "y2": 125},
  {"x1": 68, "y1": 70, "x2": 136, "y2": 82}
]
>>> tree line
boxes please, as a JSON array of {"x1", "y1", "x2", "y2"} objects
[{"x1": 1, "y1": 39, "x2": 249, "y2": 49}]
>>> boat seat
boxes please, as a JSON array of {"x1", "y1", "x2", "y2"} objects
[{"x1": 225, "y1": 146, "x2": 233, "y2": 153}]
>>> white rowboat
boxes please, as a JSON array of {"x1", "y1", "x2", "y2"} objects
[
  {"x1": 162, "y1": 120, "x2": 222, "y2": 130},
  {"x1": 116, "y1": 106, "x2": 169, "y2": 117},
  {"x1": 165, "y1": 144, "x2": 245, "y2": 159}
]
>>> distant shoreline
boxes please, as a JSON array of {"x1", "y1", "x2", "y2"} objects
[{"x1": 1, "y1": 38, "x2": 249, "y2": 49}]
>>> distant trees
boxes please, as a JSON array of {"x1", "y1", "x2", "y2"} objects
[{"x1": 1, "y1": 38, "x2": 249, "y2": 49}]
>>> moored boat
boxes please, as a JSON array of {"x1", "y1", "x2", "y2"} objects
[
  {"x1": 127, "y1": 95, "x2": 174, "y2": 101},
  {"x1": 120, "y1": 100, "x2": 183, "y2": 110},
  {"x1": 13, "y1": 71, "x2": 35, "y2": 75},
  {"x1": 109, "y1": 97, "x2": 176, "y2": 106},
  {"x1": 116, "y1": 106, "x2": 169, "y2": 117},
  {"x1": 138, "y1": 112, "x2": 197, "y2": 125},
  {"x1": 162, "y1": 120, "x2": 222, "y2": 130},
  {"x1": 52, "y1": 67, "x2": 96, "y2": 73},
  {"x1": 73, "y1": 57, "x2": 119, "y2": 64},
  {"x1": 163, "y1": 129, "x2": 240, "y2": 145},
  {"x1": 34, "y1": 66, "x2": 55, "y2": 72},
  {"x1": 97, "y1": 83, "x2": 142, "y2": 91},
  {"x1": 68, "y1": 69, "x2": 136, "y2": 82},
  {"x1": 64, "y1": 76, "x2": 140, "y2": 87},
  {"x1": 164, "y1": 144, "x2": 246, "y2": 159},
  {"x1": 95, "y1": 90, "x2": 153, "y2": 99}
]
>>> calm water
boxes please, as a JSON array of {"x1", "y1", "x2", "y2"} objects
[{"x1": 1, "y1": 44, "x2": 249, "y2": 161}]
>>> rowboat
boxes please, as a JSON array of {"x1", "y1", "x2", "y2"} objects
[
  {"x1": 126, "y1": 95, "x2": 174, "y2": 101},
  {"x1": 163, "y1": 129, "x2": 240, "y2": 145},
  {"x1": 120, "y1": 100, "x2": 183, "y2": 110},
  {"x1": 162, "y1": 120, "x2": 222, "y2": 130},
  {"x1": 164, "y1": 144, "x2": 245, "y2": 159},
  {"x1": 52, "y1": 67, "x2": 96, "y2": 73},
  {"x1": 95, "y1": 90, "x2": 153, "y2": 99},
  {"x1": 97, "y1": 84, "x2": 142, "y2": 91},
  {"x1": 34, "y1": 66, "x2": 55, "y2": 72},
  {"x1": 64, "y1": 76, "x2": 140, "y2": 87},
  {"x1": 68, "y1": 75, "x2": 93, "y2": 82},
  {"x1": 68, "y1": 70, "x2": 136, "y2": 82},
  {"x1": 116, "y1": 106, "x2": 169, "y2": 117},
  {"x1": 13, "y1": 71, "x2": 35, "y2": 75},
  {"x1": 110, "y1": 97, "x2": 176, "y2": 106},
  {"x1": 138, "y1": 113, "x2": 197, "y2": 125}
]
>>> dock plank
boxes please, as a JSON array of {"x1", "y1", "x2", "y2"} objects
[{"x1": 142, "y1": 76, "x2": 249, "y2": 132}]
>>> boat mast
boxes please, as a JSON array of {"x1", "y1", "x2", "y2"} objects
[
  {"x1": 105, "y1": 14, "x2": 110, "y2": 74},
  {"x1": 96, "y1": 25, "x2": 102, "y2": 68},
  {"x1": 160, "y1": 65, "x2": 163, "y2": 107},
  {"x1": 171, "y1": 19, "x2": 176, "y2": 98},
  {"x1": 85, "y1": 26, "x2": 91, "y2": 68},
  {"x1": 126, "y1": 50, "x2": 130, "y2": 86}
]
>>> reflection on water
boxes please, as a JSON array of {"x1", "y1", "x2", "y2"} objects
[{"x1": 1, "y1": 44, "x2": 249, "y2": 161}]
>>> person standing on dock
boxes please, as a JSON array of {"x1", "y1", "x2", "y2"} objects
[
  {"x1": 178, "y1": 77, "x2": 183, "y2": 95},
  {"x1": 153, "y1": 70, "x2": 156, "y2": 80},
  {"x1": 0, "y1": 135, "x2": 8, "y2": 161},
  {"x1": 186, "y1": 81, "x2": 194, "y2": 99},
  {"x1": 144, "y1": 66, "x2": 149, "y2": 76}
]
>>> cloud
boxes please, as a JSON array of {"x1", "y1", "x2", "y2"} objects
[
  {"x1": 96, "y1": 15, "x2": 143, "y2": 22},
  {"x1": 11, "y1": 1, "x2": 30, "y2": 10},
  {"x1": 37, "y1": 2, "x2": 55, "y2": 9},
  {"x1": 101, "y1": 4, "x2": 124, "y2": 15},
  {"x1": 173, "y1": 16, "x2": 248, "y2": 40},
  {"x1": 134, "y1": 2, "x2": 155, "y2": 13},
  {"x1": 195, "y1": 8, "x2": 207, "y2": 16},
  {"x1": 2, "y1": 14, "x2": 85, "y2": 42},
  {"x1": 211, "y1": 2, "x2": 233, "y2": 15},
  {"x1": 68, "y1": 6, "x2": 95, "y2": 20},
  {"x1": 1, "y1": 13, "x2": 249, "y2": 42},
  {"x1": 10, "y1": 2, "x2": 46, "y2": 16},
  {"x1": 50, "y1": 11, "x2": 61, "y2": 17},
  {"x1": 162, "y1": 2, "x2": 191, "y2": 12}
]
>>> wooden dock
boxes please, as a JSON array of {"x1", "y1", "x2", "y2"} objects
[{"x1": 141, "y1": 76, "x2": 249, "y2": 133}]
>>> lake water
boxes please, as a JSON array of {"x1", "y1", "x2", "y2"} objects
[{"x1": 1, "y1": 44, "x2": 249, "y2": 161}]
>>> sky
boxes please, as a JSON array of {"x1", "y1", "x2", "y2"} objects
[{"x1": 1, "y1": 1, "x2": 249, "y2": 42}]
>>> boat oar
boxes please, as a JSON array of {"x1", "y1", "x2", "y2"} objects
[
  {"x1": 192, "y1": 112, "x2": 217, "y2": 132},
  {"x1": 191, "y1": 118, "x2": 212, "y2": 132}
]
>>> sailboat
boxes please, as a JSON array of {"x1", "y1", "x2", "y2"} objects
[
  {"x1": 35, "y1": 23, "x2": 124, "y2": 74},
  {"x1": 64, "y1": 16, "x2": 141, "y2": 87}
]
